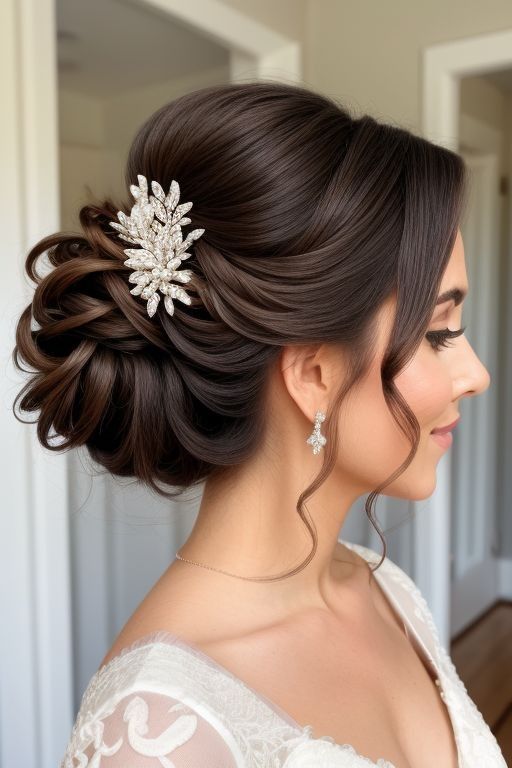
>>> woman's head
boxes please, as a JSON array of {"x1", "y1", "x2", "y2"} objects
[
  {"x1": 276, "y1": 227, "x2": 489, "y2": 513},
  {"x1": 12, "y1": 81, "x2": 486, "y2": 576}
]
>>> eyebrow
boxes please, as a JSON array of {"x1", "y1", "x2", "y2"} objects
[{"x1": 435, "y1": 287, "x2": 467, "y2": 306}]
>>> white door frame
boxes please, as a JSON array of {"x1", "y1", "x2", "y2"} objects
[
  {"x1": 0, "y1": 0, "x2": 300, "y2": 765},
  {"x1": 420, "y1": 28, "x2": 512, "y2": 646},
  {"x1": 1, "y1": 2, "x2": 72, "y2": 768}
]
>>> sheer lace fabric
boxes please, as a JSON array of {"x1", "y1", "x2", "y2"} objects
[{"x1": 60, "y1": 540, "x2": 507, "y2": 767}]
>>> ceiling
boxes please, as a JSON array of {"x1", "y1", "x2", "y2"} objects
[{"x1": 57, "y1": 0, "x2": 229, "y2": 99}]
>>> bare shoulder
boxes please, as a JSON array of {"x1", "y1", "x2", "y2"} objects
[
  {"x1": 98, "y1": 560, "x2": 267, "y2": 669},
  {"x1": 100, "y1": 541, "x2": 363, "y2": 669}
]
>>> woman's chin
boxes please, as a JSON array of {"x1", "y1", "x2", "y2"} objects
[{"x1": 385, "y1": 472, "x2": 437, "y2": 502}]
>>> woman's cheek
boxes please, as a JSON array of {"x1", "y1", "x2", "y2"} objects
[{"x1": 396, "y1": 349, "x2": 453, "y2": 428}]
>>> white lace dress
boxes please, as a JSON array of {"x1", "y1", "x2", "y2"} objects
[{"x1": 60, "y1": 539, "x2": 507, "y2": 767}]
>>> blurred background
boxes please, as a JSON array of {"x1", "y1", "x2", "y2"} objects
[{"x1": 1, "y1": 0, "x2": 511, "y2": 765}]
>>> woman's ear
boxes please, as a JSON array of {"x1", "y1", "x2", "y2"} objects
[{"x1": 279, "y1": 343, "x2": 342, "y2": 423}]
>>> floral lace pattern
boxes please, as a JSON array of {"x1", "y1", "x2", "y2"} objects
[{"x1": 60, "y1": 540, "x2": 507, "y2": 767}]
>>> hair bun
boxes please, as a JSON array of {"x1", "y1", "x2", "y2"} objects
[{"x1": 12, "y1": 82, "x2": 468, "y2": 580}]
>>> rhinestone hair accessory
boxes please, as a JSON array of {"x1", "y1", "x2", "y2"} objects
[{"x1": 110, "y1": 174, "x2": 205, "y2": 318}]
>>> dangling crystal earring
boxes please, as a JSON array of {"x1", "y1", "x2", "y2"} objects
[{"x1": 306, "y1": 410, "x2": 327, "y2": 455}]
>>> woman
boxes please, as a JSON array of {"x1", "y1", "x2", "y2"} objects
[{"x1": 13, "y1": 82, "x2": 505, "y2": 767}]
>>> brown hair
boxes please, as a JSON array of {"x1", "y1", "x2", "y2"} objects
[{"x1": 12, "y1": 82, "x2": 468, "y2": 579}]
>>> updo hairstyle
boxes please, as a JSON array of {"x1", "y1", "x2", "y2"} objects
[{"x1": 12, "y1": 82, "x2": 468, "y2": 577}]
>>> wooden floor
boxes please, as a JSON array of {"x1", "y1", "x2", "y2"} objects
[{"x1": 450, "y1": 600, "x2": 512, "y2": 764}]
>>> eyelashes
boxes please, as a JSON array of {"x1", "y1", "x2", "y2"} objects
[{"x1": 425, "y1": 326, "x2": 467, "y2": 351}]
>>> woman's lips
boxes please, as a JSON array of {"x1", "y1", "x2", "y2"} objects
[
  {"x1": 431, "y1": 416, "x2": 460, "y2": 435},
  {"x1": 430, "y1": 416, "x2": 460, "y2": 450}
]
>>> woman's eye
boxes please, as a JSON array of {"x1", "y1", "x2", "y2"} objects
[{"x1": 425, "y1": 326, "x2": 467, "y2": 351}]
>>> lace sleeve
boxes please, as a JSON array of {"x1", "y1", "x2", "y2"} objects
[{"x1": 61, "y1": 688, "x2": 240, "y2": 767}]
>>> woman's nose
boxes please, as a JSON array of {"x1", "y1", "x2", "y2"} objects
[{"x1": 456, "y1": 337, "x2": 491, "y2": 398}]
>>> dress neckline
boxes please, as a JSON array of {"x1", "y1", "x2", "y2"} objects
[
  {"x1": 90, "y1": 538, "x2": 454, "y2": 768},
  {"x1": 339, "y1": 538, "x2": 441, "y2": 682}
]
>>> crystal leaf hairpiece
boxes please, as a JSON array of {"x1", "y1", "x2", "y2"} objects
[{"x1": 110, "y1": 173, "x2": 205, "y2": 318}]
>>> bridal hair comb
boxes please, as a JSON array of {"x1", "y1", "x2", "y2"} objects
[
  {"x1": 110, "y1": 176, "x2": 328, "y2": 460},
  {"x1": 110, "y1": 174, "x2": 205, "y2": 318}
]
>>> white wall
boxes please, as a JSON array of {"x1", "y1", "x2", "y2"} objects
[
  {"x1": 59, "y1": 64, "x2": 230, "y2": 227},
  {"x1": 304, "y1": 0, "x2": 512, "y2": 128}
]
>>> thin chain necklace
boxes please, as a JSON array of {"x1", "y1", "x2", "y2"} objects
[
  {"x1": 174, "y1": 549, "x2": 372, "y2": 582},
  {"x1": 175, "y1": 551, "x2": 414, "y2": 644},
  {"x1": 174, "y1": 550, "x2": 308, "y2": 582}
]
